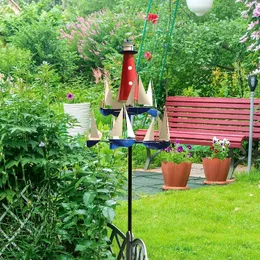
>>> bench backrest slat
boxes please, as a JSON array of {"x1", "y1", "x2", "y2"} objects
[
  {"x1": 166, "y1": 96, "x2": 260, "y2": 139},
  {"x1": 166, "y1": 96, "x2": 260, "y2": 104},
  {"x1": 168, "y1": 112, "x2": 260, "y2": 121},
  {"x1": 168, "y1": 107, "x2": 257, "y2": 115}
]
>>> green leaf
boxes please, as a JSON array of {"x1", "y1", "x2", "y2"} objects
[
  {"x1": 5, "y1": 160, "x2": 19, "y2": 169},
  {"x1": 74, "y1": 209, "x2": 87, "y2": 215},
  {"x1": 102, "y1": 207, "x2": 115, "y2": 222},
  {"x1": 106, "y1": 200, "x2": 116, "y2": 207},
  {"x1": 75, "y1": 241, "x2": 91, "y2": 251},
  {"x1": 75, "y1": 244, "x2": 87, "y2": 252},
  {"x1": 0, "y1": 191, "x2": 6, "y2": 201},
  {"x1": 5, "y1": 189, "x2": 16, "y2": 203},
  {"x1": 10, "y1": 126, "x2": 37, "y2": 134},
  {"x1": 83, "y1": 192, "x2": 95, "y2": 207}
]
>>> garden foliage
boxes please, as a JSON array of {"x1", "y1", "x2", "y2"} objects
[
  {"x1": 0, "y1": 0, "x2": 259, "y2": 257},
  {"x1": 0, "y1": 83, "x2": 125, "y2": 259}
]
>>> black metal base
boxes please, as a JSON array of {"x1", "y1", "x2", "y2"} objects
[{"x1": 107, "y1": 223, "x2": 148, "y2": 260}]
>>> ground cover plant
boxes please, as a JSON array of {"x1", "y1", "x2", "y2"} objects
[{"x1": 114, "y1": 171, "x2": 260, "y2": 259}]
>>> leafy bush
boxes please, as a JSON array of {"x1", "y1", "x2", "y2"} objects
[
  {"x1": 0, "y1": 45, "x2": 32, "y2": 76},
  {"x1": 1, "y1": 1, "x2": 78, "y2": 81},
  {"x1": 0, "y1": 94, "x2": 125, "y2": 259},
  {"x1": 11, "y1": 19, "x2": 78, "y2": 80}
]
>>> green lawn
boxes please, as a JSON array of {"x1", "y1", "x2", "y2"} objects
[{"x1": 114, "y1": 172, "x2": 260, "y2": 259}]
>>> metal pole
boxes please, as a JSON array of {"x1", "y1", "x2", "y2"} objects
[
  {"x1": 128, "y1": 146, "x2": 133, "y2": 233},
  {"x1": 248, "y1": 91, "x2": 254, "y2": 173},
  {"x1": 126, "y1": 146, "x2": 133, "y2": 259}
]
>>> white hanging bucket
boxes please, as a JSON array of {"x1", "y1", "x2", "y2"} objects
[
  {"x1": 64, "y1": 103, "x2": 90, "y2": 136},
  {"x1": 186, "y1": 0, "x2": 213, "y2": 16}
]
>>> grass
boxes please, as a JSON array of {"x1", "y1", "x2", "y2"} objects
[{"x1": 114, "y1": 171, "x2": 260, "y2": 259}]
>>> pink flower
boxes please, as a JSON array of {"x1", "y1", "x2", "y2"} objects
[
  {"x1": 247, "y1": 20, "x2": 258, "y2": 30},
  {"x1": 241, "y1": 10, "x2": 249, "y2": 18},
  {"x1": 67, "y1": 92, "x2": 74, "y2": 100},
  {"x1": 248, "y1": 43, "x2": 256, "y2": 50},
  {"x1": 253, "y1": 4, "x2": 260, "y2": 17},
  {"x1": 137, "y1": 12, "x2": 146, "y2": 20},
  {"x1": 246, "y1": 1, "x2": 256, "y2": 8},
  {"x1": 239, "y1": 34, "x2": 248, "y2": 43},
  {"x1": 251, "y1": 31, "x2": 259, "y2": 40},
  {"x1": 144, "y1": 51, "x2": 152, "y2": 61},
  {"x1": 147, "y1": 13, "x2": 159, "y2": 24},
  {"x1": 92, "y1": 68, "x2": 102, "y2": 84},
  {"x1": 254, "y1": 45, "x2": 260, "y2": 52},
  {"x1": 177, "y1": 146, "x2": 184, "y2": 153}
]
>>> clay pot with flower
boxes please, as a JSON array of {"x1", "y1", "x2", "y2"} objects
[
  {"x1": 161, "y1": 140, "x2": 193, "y2": 190},
  {"x1": 202, "y1": 136, "x2": 231, "y2": 185}
]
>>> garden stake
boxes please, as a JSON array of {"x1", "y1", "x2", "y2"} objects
[{"x1": 248, "y1": 75, "x2": 258, "y2": 173}]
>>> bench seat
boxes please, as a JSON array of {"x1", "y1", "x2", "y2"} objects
[{"x1": 135, "y1": 129, "x2": 246, "y2": 148}]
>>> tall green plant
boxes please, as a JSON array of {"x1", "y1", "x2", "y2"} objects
[{"x1": 0, "y1": 92, "x2": 125, "y2": 259}]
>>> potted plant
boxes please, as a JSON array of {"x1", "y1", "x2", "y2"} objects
[
  {"x1": 63, "y1": 92, "x2": 90, "y2": 136},
  {"x1": 161, "y1": 140, "x2": 193, "y2": 190},
  {"x1": 202, "y1": 136, "x2": 231, "y2": 185}
]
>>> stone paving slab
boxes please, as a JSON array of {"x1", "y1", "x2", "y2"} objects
[
  {"x1": 132, "y1": 171, "x2": 205, "y2": 197},
  {"x1": 132, "y1": 164, "x2": 247, "y2": 196}
]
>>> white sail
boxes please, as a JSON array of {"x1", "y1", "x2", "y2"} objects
[
  {"x1": 146, "y1": 80, "x2": 153, "y2": 106},
  {"x1": 110, "y1": 107, "x2": 123, "y2": 138},
  {"x1": 125, "y1": 108, "x2": 135, "y2": 138},
  {"x1": 103, "y1": 78, "x2": 122, "y2": 109},
  {"x1": 144, "y1": 117, "x2": 155, "y2": 141},
  {"x1": 104, "y1": 78, "x2": 113, "y2": 106},
  {"x1": 111, "y1": 99, "x2": 123, "y2": 109},
  {"x1": 138, "y1": 76, "x2": 151, "y2": 106},
  {"x1": 159, "y1": 111, "x2": 170, "y2": 141},
  {"x1": 158, "y1": 117, "x2": 162, "y2": 131},
  {"x1": 126, "y1": 80, "x2": 136, "y2": 106},
  {"x1": 88, "y1": 113, "x2": 102, "y2": 140}
]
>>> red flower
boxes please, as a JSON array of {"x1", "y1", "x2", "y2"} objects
[
  {"x1": 144, "y1": 51, "x2": 152, "y2": 61},
  {"x1": 147, "y1": 13, "x2": 159, "y2": 24}
]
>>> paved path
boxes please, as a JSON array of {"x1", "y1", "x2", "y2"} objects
[
  {"x1": 133, "y1": 164, "x2": 205, "y2": 196},
  {"x1": 133, "y1": 164, "x2": 247, "y2": 196}
]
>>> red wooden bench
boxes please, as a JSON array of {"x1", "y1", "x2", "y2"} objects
[{"x1": 136, "y1": 96, "x2": 260, "y2": 175}]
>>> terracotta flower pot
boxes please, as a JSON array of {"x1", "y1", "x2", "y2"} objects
[
  {"x1": 202, "y1": 158, "x2": 231, "y2": 185},
  {"x1": 161, "y1": 161, "x2": 192, "y2": 190}
]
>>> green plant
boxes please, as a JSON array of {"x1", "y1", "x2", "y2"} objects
[
  {"x1": 207, "y1": 136, "x2": 230, "y2": 160},
  {"x1": 0, "y1": 93, "x2": 125, "y2": 259},
  {"x1": 160, "y1": 140, "x2": 193, "y2": 164}
]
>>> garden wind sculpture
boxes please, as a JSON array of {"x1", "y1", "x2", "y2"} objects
[
  {"x1": 87, "y1": 41, "x2": 170, "y2": 149},
  {"x1": 86, "y1": 41, "x2": 171, "y2": 260}
]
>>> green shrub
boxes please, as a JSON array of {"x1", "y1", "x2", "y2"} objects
[
  {"x1": 0, "y1": 45, "x2": 32, "y2": 76},
  {"x1": 0, "y1": 94, "x2": 125, "y2": 259},
  {"x1": 11, "y1": 19, "x2": 78, "y2": 81}
]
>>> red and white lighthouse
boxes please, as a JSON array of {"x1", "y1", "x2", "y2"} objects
[{"x1": 118, "y1": 41, "x2": 139, "y2": 102}]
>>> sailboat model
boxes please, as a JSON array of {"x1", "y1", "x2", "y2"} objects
[
  {"x1": 100, "y1": 78, "x2": 123, "y2": 117},
  {"x1": 86, "y1": 112, "x2": 102, "y2": 148},
  {"x1": 126, "y1": 77, "x2": 158, "y2": 117},
  {"x1": 143, "y1": 111, "x2": 170, "y2": 150},
  {"x1": 109, "y1": 106, "x2": 135, "y2": 149}
]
